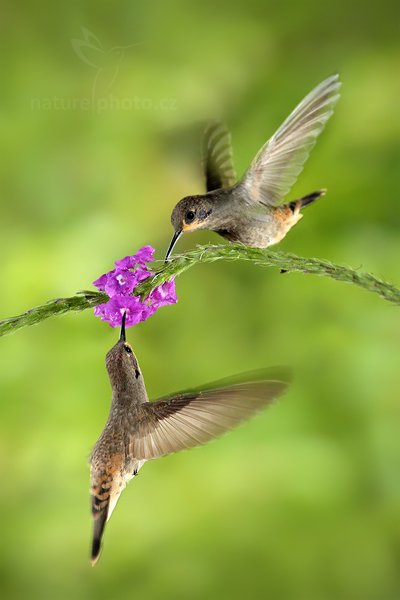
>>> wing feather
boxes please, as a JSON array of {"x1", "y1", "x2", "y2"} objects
[
  {"x1": 129, "y1": 369, "x2": 290, "y2": 460},
  {"x1": 203, "y1": 121, "x2": 237, "y2": 191},
  {"x1": 239, "y1": 75, "x2": 341, "y2": 207}
]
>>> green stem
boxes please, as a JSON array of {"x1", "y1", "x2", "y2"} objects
[{"x1": 1, "y1": 244, "x2": 399, "y2": 338}]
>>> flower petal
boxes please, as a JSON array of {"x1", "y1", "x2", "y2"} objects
[
  {"x1": 131, "y1": 245, "x2": 155, "y2": 264},
  {"x1": 94, "y1": 295, "x2": 148, "y2": 327},
  {"x1": 114, "y1": 245, "x2": 155, "y2": 269},
  {"x1": 114, "y1": 255, "x2": 136, "y2": 270},
  {"x1": 149, "y1": 278, "x2": 177, "y2": 308},
  {"x1": 104, "y1": 268, "x2": 137, "y2": 297},
  {"x1": 92, "y1": 273, "x2": 108, "y2": 292},
  {"x1": 134, "y1": 265, "x2": 152, "y2": 282}
]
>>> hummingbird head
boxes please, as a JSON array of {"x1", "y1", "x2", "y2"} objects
[
  {"x1": 165, "y1": 195, "x2": 214, "y2": 261},
  {"x1": 105, "y1": 312, "x2": 141, "y2": 388}
]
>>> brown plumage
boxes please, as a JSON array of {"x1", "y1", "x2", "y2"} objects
[
  {"x1": 89, "y1": 313, "x2": 290, "y2": 565},
  {"x1": 165, "y1": 75, "x2": 341, "y2": 261}
]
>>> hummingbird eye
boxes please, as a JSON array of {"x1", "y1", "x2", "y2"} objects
[
  {"x1": 185, "y1": 210, "x2": 196, "y2": 223},
  {"x1": 124, "y1": 345, "x2": 132, "y2": 354}
]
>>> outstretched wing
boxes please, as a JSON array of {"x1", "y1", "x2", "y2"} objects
[
  {"x1": 203, "y1": 121, "x2": 237, "y2": 192},
  {"x1": 129, "y1": 368, "x2": 290, "y2": 460},
  {"x1": 238, "y1": 75, "x2": 341, "y2": 207}
]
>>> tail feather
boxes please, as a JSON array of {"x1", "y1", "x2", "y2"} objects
[
  {"x1": 91, "y1": 509, "x2": 107, "y2": 566},
  {"x1": 288, "y1": 189, "x2": 326, "y2": 212},
  {"x1": 90, "y1": 500, "x2": 109, "y2": 566}
]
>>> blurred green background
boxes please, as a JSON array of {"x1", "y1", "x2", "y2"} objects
[{"x1": 1, "y1": 1, "x2": 400, "y2": 598}]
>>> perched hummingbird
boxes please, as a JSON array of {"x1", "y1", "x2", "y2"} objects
[
  {"x1": 165, "y1": 74, "x2": 341, "y2": 261},
  {"x1": 90, "y1": 313, "x2": 290, "y2": 565}
]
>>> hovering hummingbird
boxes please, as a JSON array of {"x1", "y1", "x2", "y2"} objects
[
  {"x1": 90, "y1": 313, "x2": 290, "y2": 565},
  {"x1": 165, "y1": 74, "x2": 341, "y2": 261}
]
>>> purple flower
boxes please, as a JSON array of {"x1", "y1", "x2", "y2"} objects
[
  {"x1": 148, "y1": 279, "x2": 177, "y2": 308},
  {"x1": 104, "y1": 268, "x2": 137, "y2": 297},
  {"x1": 94, "y1": 295, "x2": 156, "y2": 328},
  {"x1": 134, "y1": 265, "x2": 152, "y2": 282},
  {"x1": 93, "y1": 245, "x2": 177, "y2": 328},
  {"x1": 92, "y1": 273, "x2": 108, "y2": 292},
  {"x1": 114, "y1": 245, "x2": 154, "y2": 269}
]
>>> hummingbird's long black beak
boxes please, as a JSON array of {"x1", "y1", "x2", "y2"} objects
[
  {"x1": 120, "y1": 311, "x2": 127, "y2": 342},
  {"x1": 165, "y1": 230, "x2": 182, "y2": 263}
]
